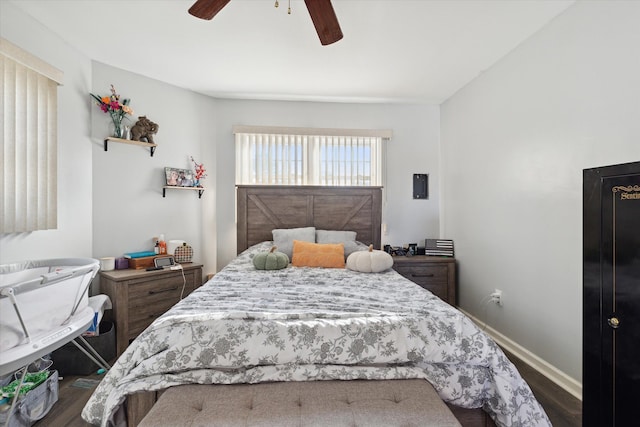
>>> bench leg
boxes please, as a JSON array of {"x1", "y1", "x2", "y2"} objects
[{"x1": 127, "y1": 391, "x2": 157, "y2": 426}]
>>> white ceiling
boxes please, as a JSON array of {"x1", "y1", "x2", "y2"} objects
[{"x1": 12, "y1": 0, "x2": 574, "y2": 104}]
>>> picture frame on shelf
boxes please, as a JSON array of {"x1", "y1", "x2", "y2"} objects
[{"x1": 165, "y1": 167, "x2": 195, "y2": 187}]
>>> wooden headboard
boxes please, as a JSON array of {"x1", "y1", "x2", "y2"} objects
[{"x1": 237, "y1": 186, "x2": 382, "y2": 254}]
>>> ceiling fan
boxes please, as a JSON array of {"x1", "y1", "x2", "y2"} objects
[{"x1": 188, "y1": 0, "x2": 343, "y2": 46}]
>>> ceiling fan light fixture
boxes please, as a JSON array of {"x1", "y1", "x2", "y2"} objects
[
  {"x1": 188, "y1": 0, "x2": 231, "y2": 20},
  {"x1": 304, "y1": 0, "x2": 343, "y2": 45},
  {"x1": 275, "y1": 0, "x2": 291, "y2": 15},
  {"x1": 188, "y1": 0, "x2": 343, "y2": 45}
]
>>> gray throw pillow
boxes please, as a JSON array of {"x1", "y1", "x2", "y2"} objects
[
  {"x1": 316, "y1": 230, "x2": 362, "y2": 258},
  {"x1": 272, "y1": 227, "x2": 316, "y2": 259}
]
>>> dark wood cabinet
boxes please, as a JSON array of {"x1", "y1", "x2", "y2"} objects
[
  {"x1": 583, "y1": 161, "x2": 640, "y2": 426},
  {"x1": 100, "y1": 264, "x2": 203, "y2": 356},
  {"x1": 392, "y1": 256, "x2": 456, "y2": 305}
]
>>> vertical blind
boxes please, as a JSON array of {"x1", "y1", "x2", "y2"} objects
[
  {"x1": 235, "y1": 128, "x2": 389, "y2": 186},
  {"x1": 1, "y1": 38, "x2": 63, "y2": 233}
]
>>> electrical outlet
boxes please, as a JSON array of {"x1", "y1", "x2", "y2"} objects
[{"x1": 491, "y1": 289, "x2": 503, "y2": 306}]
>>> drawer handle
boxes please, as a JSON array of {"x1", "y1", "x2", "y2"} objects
[
  {"x1": 148, "y1": 286, "x2": 179, "y2": 295},
  {"x1": 411, "y1": 273, "x2": 434, "y2": 278}
]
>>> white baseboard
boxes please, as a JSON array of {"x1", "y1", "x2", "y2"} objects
[{"x1": 459, "y1": 309, "x2": 582, "y2": 401}]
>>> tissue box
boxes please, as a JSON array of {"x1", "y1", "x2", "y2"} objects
[{"x1": 115, "y1": 257, "x2": 129, "y2": 269}]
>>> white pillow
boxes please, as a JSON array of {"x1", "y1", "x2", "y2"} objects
[
  {"x1": 272, "y1": 227, "x2": 316, "y2": 259},
  {"x1": 316, "y1": 230, "x2": 363, "y2": 258}
]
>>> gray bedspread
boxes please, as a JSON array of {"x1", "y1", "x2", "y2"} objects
[{"x1": 82, "y1": 242, "x2": 550, "y2": 427}]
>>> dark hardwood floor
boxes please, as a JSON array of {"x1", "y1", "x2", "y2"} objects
[
  {"x1": 504, "y1": 349, "x2": 582, "y2": 427},
  {"x1": 33, "y1": 371, "x2": 100, "y2": 427},
  {"x1": 32, "y1": 351, "x2": 581, "y2": 427}
]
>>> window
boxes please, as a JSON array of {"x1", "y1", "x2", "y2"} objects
[
  {"x1": 1, "y1": 38, "x2": 62, "y2": 233},
  {"x1": 234, "y1": 126, "x2": 392, "y2": 186}
]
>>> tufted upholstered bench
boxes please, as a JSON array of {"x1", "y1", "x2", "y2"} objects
[{"x1": 138, "y1": 379, "x2": 461, "y2": 427}]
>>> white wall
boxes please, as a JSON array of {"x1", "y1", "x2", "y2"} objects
[
  {"x1": 0, "y1": 1, "x2": 93, "y2": 263},
  {"x1": 213, "y1": 99, "x2": 441, "y2": 268},
  {"x1": 91, "y1": 62, "x2": 218, "y2": 278},
  {"x1": 6, "y1": 0, "x2": 624, "y2": 394},
  {"x1": 0, "y1": 2, "x2": 219, "y2": 280},
  {"x1": 441, "y1": 0, "x2": 640, "y2": 384},
  {"x1": 0, "y1": 0, "x2": 439, "y2": 281}
]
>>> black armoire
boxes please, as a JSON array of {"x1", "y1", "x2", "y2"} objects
[{"x1": 584, "y1": 161, "x2": 640, "y2": 426}]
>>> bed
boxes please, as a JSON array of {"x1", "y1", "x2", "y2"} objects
[{"x1": 81, "y1": 186, "x2": 549, "y2": 427}]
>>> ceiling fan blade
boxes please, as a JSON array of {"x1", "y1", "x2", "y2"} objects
[
  {"x1": 304, "y1": 0, "x2": 343, "y2": 46},
  {"x1": 188, "y1": 0, "x2": 231, "y2": 20}
]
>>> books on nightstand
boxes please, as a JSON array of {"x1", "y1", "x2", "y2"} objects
[
  {"x1": 124, "y1": 251, "x2": 156, "y2": 259},
  {"x1": 424, "y1": 239, "x2": 454, "y2": 257}
]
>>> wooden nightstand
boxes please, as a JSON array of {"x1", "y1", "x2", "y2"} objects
[
  {"x1": 392, "y1": 256, "x2": 456, "y2": 305},
  {"x1": 100, "y1": 263, "x2": 203, "y2": 356}
]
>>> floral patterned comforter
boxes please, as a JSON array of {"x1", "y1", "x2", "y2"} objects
[{"x1": 82, "y1": 242, "x2": 550, "y2": 427}]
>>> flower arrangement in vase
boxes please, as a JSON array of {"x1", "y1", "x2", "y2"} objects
[
  {"x1": 190, "y1": 156, "x2": 208, "y2": 187},
  {"x1": 90, "y1": 85, "x2": 134, "y2": 138}
]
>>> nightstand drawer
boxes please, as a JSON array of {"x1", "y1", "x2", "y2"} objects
[
  {"x1": 418, "y1": 282, "x2": 449, "y2": 301},
  {"x1": 127, "y1": 274, "x2": 193, "y2": 337},
  {"x1": 128, "y1": 304, "x2": 171, "y2": 338},
  {"x1": 100, "y1": 263, "x2": 203, "y2": 356},
  {"x1": 391, "y1": 256, "x2": 456, "y2": 306},
  {"x1": 128, "y1": 275, "x2": 186, "y2": 306},
  {"x1": 393, "y1": 264, "x2": 448, "y2": 286}
]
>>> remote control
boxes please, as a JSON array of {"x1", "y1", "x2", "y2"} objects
[{"x1": 145, "y1": 266, "x2": 163, "y2": 271}]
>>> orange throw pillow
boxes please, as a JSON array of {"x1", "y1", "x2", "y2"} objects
[{"x1": 291, "y1": 240, "x2": 345, "y2": 268}]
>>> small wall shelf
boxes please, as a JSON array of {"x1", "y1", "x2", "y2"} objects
[
  {"x1": 163, "y1": 186, "x2": 205, "y2": 199},
  {"x1": 104, "y1": 137, "x2": 157, "y2": 157}
]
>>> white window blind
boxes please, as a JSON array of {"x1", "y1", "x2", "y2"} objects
[
  {"x1": 235, "y1": 126, "x2": 391, "y2": 186},
  {"x1": 1, "y1": 38, "x2": 63, "y2": 233}
]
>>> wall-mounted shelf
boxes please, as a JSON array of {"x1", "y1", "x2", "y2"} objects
[
  {"x1": 163, "y1": 186, "x2": 204, "y2": 199},
  {"x1": 104, "y1": 137, "x2": 157, "y2": 157}
]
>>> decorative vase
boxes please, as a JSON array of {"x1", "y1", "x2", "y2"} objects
[{"x1": 110, "y1": 114, "x2": 123, "y2": 138}]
